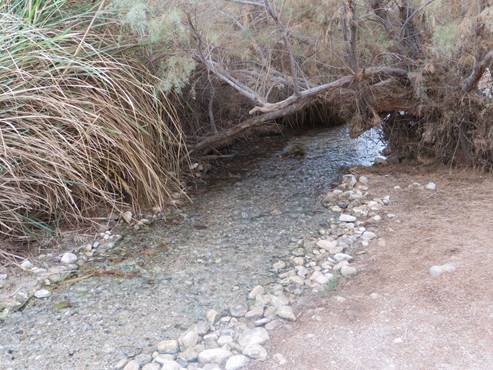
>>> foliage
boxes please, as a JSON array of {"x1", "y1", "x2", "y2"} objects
[{"x1": 0, "y1": 0, "x2": 186, "y2": 240}]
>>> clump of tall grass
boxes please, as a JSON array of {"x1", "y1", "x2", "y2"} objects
[{"x1": 0, "y1": 1, "x2": 187, "y2": 241}]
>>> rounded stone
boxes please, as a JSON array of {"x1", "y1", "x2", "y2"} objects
[
  {"x1": 34, "y1": 289, "x2": 51, "y2": 299},
  {"x1": 225, "y1": 354, "x2": 249, "y2": 370},
  {"x1": 275, "y1": 305, "x2": 296, "y2": 321},
  {"x1": 198, "y1": 348, "x2": 232, "y2": 364},
  {"x1": 123, "y1": 360, "x2": 140, "y2": 370},
  {"x1": 179, "y1": 326, "x2": 199, "y2": 350},
  {"x1": 160, "y1": 360, "x2": 184, "y2": 370},
  {"x1": 158, "y1": 340, "x2": 179, "y2": 354},
  {"x1": 60, "y1": 252, "x2": 77, "y2": 264},
  {"x1": 341, "y1": 265, "x2": 357, "y2": 277},
  {"x1": 238, "y1": 327, "x2": 269, "y2": 348},
  {"x1": 243, "y1": 344, "x2": 267, "y2": 360}
]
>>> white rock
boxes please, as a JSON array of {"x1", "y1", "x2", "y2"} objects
[
  {"x1": 142, "y1": 364, "x2": 161, "y2": 370},
  {"x1": 333, "y1": 253, "x2": 353, "y2": 262},
  {"x1": 154, "y1": 354, "x2": 177, "y2": 364},
  {"x1": 158, "y1": 340, "x2": 179, "y2": 354},
  {"x1": 159, "y1": 360, "x2": 184, "y2": 370},
  {"x1": 341, "y1": 265, "x2": 357, "y2": 277},
  {"x1": 198, "y1": 348, "x2": 232, "y2": 364},
  {"x1": 238, "y1": 328, "x2": 269, "y2": 348},
  {"x1": 34, "y1": 289, "x2": 51, "y2": 299},
  {"x1": 429, "y1": 263, "x2": 456, "y2": 277},
  {"x1": 122, "y1": 211, "x2": 133, "y2": 224},
  {"x1": 60, "y1": 252, "x2": 77, "y2": 264},
  {"x1": 316, "y1": 239, "x2": 338, "y2": 253},
  {"x1": 272, "y1": 260, "x2": 286, "y2": 272},
  {"x1": 273, "y1": 353, "x2": 287, "y2": 365},
  {"x1": 362, "y1": 231, "x2": 377, "y2": 241},
  {"x1": 425, "y1": 182, "x2": 437, "y2": 191},
  {"x1": 248, "y1": 285, "x2": 264, "y2": 299},
  {"x1": 217, "y1": 335, "x2": 234, "y2": 346},
  {"x1": 245, "y1": 306, "x2": 264, "y2": 319},
  {"x1": 342, "y1": 174, "x2": 357, "y2": 189},
  {"x1": 179, "y1": 326, "x2": 199, "y2": 350},
  {"x1": 276, "y1": 305, "x2": 296, "y2": 321},
  {"x1": 358, "y1": 176, "x2": 369, "y2": 185},
  {"x1": 383, "y1": 195, "x2": 391, "y2": 205},
  {"x1": 20, "y1": 260, "x2": 33, "y2": 270},
  {"x1": 123, "y1": 361, "x2": 140, "y2": 370},
  {"x1": 230, "y1": 304, "x2": 247, "y2": 317},
  {"x1": 225, "y1": 354, "x2": 249, "y2": 370},
  {"x1": 206, "y1": 309, "x2": 218, "y2": 325},
  {"x1": 243, "y1": 344, "x2": 267, "y2": 360},
  {"x1": 339, "y1": 214, "x2": 357, "y2": 223},
  {"x1": 311, "y1": 271, "x2": 334, "y2": 285}
]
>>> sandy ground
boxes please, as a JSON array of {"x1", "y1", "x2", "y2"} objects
[{"x1": 250, "y1": 165, "x2": 493, "y2": 370}]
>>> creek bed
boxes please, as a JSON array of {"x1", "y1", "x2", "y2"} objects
[{"x1": 0, "y1": 125, "x2": 383, "y2": 370}]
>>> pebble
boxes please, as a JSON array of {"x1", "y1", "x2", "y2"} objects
[
  {"x1": 179, "y1": 326, "x2": 199, "y2": 350},
  {"x1": 159, "y1": 360, "x2": 184, "y2": 370},
  {"x1": 34, "y1": 289, "x2": 51, "y2": 299},
  {"x1": 154, "y1": 354, "x2": 178, "y2": 364},
  {"x1": 248, "y1": 285, "x2": 264, "y2": 299},
  {"x1": 20, "y1": 260, "x2": 33, "y2": 270},
  {"x1": 339, "y1": 214, "x2": 357, "y2": 222},
  {"x1": 229, "y1": 304, "x2": 248, "y2": 317},
  {"x1": 60, "y1": 252, "x2": 77, "y2": 264},
  {"x1": 273, "y1": 353, "x2": 287, "y2": 365},
  {"x1": 123, "y1": 360, "x2": 140, "y2": 370},
  {"x1": 122, "y1": 211, "x2": 133, "y2": 224},
  {"x1": 198, "y1": 348, "x2": 232, "y2": 364},
  {"x1": 206, "y1": 309, "x2": 218, "y2": 325},
  {"x1": 425, "y1": 182, "x2": 437, "y2": 191},
  {"x1": 158, "y1": 340, "x2": 179, "y2": 354},
  {"x1": 238, "y1": 327, "x2": 269, "y2": 348},
  {"x1": 340, "y1": 265, "x2": 357, "y2": 277},
  {"x1": 142, "y1": 364, "x2": 161, "y2": 370},
  {"x1": 225, "y1": 354, "x2": 249, "y2": 370},
  {"x1": 429, "y1": 263, "x2": 456, "y2": 277},
  {"x1": 272, "y1": 260, "x2": 286, "y2": 271},
  {"x1": 362, "y1": 231, "x2": 377, "y2": 240},
  {"x1": 333, "y1": 253, "x2": 353, "y2": 262},
  {"x1": 243, "y1": 344, "x2": 267, "y2": 360},
  {"x1": 310, "y1": 271, "x2": 333, "y2": 285},
  {"x1": 275, "y1": 305, "x2": 296, "y2": 321}
]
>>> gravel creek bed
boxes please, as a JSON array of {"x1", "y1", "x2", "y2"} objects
[{"x1": 0, "y1": 126, "x2": 383, "y2": 370}]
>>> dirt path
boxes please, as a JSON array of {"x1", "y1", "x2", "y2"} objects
[{"x1": 250, "y1": 165, "x2": 493, "y2": 370}]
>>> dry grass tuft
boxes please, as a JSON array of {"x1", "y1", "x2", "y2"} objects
[{"x1": 0, "y1": 3, "x2": 187, "y2": 241}]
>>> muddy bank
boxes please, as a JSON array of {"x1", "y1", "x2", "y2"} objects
[{"x1": 0, "y1": 125, "x2": 383, "y2": 370}]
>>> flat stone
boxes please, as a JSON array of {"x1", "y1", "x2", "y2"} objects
[
  {"x1": 158, "y1": 340, "x2": 179, "y2": 354},
  {"x1": 245, "y1": 306, "x2": 264, "y2": 319},
  {"x1": 198, "y1": 348, "x2": 232, "y2": 364},
  {"x1": 34, "y1": 289, "x2": 51, "y2": 299},
  {"x1": 238, "y1": 327, "x2": 269, "y2": 348},
  {"x1": 225, "y1": 354, "x2": 249, "y2": 370},
  {"x1": 242, "y1": 344, "x2": 267, "y2": 360},
  {"x1": 276, "y1": 305, "x2": 296, "y2": 321},
  {"x1": 341, "y1": 265, "x2": 357, "y2": 277},
  {"x1": 60, "y1": 252, "x2": 77, "y2": 264},
  {"x1": 179, "y1": 326, "x2": 199, "y2": 350},
  {"x1": 339, "y1": 214, "x2": 357, "y2": 223}
]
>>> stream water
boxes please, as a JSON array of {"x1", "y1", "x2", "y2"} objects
[{"x1": 0, "y1": 125, "x2": 384, "y2": 370}]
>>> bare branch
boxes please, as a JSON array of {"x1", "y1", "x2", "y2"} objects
[{"x1": 462, "y1": 50, "x2": 493, "y2": 93}]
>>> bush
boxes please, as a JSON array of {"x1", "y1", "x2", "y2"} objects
[{"x1": 0, "y1": 1, "x2": 187, "y2": 240}]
